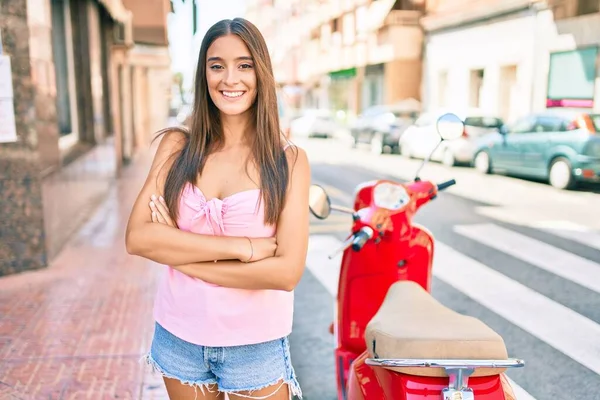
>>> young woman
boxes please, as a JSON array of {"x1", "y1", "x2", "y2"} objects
[{"x1": 125, "y1": 18, "x2": 309, "y2": 400}]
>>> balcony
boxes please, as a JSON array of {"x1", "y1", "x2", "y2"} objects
[
  {"x1": 421, "y1": 0, "x2": 538, "y2": 32},
  {"x1": 384, "y1": 9, "x2": 421, "y2": 26}
]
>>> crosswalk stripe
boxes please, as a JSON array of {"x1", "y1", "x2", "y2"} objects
[
  {"x1": 454, "y1": 223, "x2": 600, "y2": 294},
  {"x1": 530, "y1": 220, "x2": 600, "y2": 252},
  {"x1": 305, "y1": 234, "x2": 541, "y2": 399},
  {"x1": 306, "y1": 235, "x2": 343, "y2": 296},
  {"x1": 318, "y1": 183, "x2": 353, "y2": 205},
  {"x1": 434, "y1": 241, "x2": 600, "y2": 375}
]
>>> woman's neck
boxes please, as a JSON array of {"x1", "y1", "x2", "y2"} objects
[{"x1": 221, "y1": 112, "x2": 252, "y2": 147}]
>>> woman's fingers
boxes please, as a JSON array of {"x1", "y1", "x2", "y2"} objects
[{"x1": 150, "y1": 195, "x2": 175, "y2": 227}]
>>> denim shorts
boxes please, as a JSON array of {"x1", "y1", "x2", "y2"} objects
[{"x1": 142, "y1": 322, "x2": 302, "y2": 399}]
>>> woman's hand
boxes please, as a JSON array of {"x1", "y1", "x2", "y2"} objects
[{"x1": 149, "y1": 194, "x2": 177, "y2": 228}]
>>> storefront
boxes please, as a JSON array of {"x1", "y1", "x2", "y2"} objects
[
  {"x1": 546, "y1": 46, "x2": 598, "y2": 109},
  {"x1": 536, "y1": 11, "x2": 600, "y2": 113},
  {"x1": 328, "y1": 67, "x2": 358, "y2": 116}
]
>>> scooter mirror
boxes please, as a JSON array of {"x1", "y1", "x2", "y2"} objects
[
  {"x1": 308, "y1": 184, "x2": 331, "y2": 220},
  {"x1": 436, "y1": 113, "x2": 464, "y2": 141}
]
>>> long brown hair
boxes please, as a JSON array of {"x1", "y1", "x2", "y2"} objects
[{"x1": 158, "y1": 18, "x2": 292, "y2": 226}]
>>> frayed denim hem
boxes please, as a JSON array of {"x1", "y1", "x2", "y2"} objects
[
  {"x1": 140, "y1": 352, "x2": 303, "y2": 399},
  {"x1": 140, "y1": 353, "x2": 219, "y2": 399},
  {"x1": 218, "y1": 374, "x2": 303, "y2": 399}
]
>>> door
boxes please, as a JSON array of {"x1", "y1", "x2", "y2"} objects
[
  {"x1": 519, "y1": 116, "x2": 565, "y2": 174},
  {"x1": 492, "y1": 116, "x2": 535, "y2": 170}
]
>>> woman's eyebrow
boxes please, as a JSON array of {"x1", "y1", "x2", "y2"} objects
[{"x1": 207, "y1": 56, "x2": 254, "y2": 62}]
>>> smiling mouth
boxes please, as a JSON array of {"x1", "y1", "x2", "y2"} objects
[{"x1": 221, "y1": 91, "x2": 246, "y2": 98}]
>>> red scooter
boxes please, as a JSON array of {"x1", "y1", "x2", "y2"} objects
[{"x1": 308, "y1": 113, "x2": 524, "y2": 400}]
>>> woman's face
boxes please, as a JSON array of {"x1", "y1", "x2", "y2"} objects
[{"x1": 206, "y1": 34, "x2": 257, "y2": 118}]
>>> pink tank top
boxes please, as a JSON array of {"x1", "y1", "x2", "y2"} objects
[{"x1": 153, "y1": 156, "x2": 294, "y2": 347}]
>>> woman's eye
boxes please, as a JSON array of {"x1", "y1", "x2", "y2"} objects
[
  {"x1": 240, "y1": 64, "x2": 253, "y2": 69},
  {"x1": 210, "y1": 65, "x2": 223, "y2": 70}
]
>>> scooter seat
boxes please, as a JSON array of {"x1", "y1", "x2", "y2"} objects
[{"x1": 365, "y1": 281, "x2": 508, "y2": 378}]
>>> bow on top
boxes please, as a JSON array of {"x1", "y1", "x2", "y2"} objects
[{"x1": 182, "y1": 195, "x2": 229, "y2": 235}]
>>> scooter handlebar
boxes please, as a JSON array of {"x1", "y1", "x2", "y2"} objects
[
  {"x1": 437, "y1": 179, "x2": 456, "y2": 191},
  {"x1": 351, "y1": 227, "x2": 374, "y2": 251}
]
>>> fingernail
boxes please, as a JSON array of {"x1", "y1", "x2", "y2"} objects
[
  {"x1": 149, "y1": 201, "x2": 155, "y2": 207},
  {"x1": 159, "y1": 196, "x2": 165, "y2": 203},
  {"x1": 151, "y1": 194, "x2": 157, "y2": 200}
]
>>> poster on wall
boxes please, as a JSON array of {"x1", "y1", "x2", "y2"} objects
[
  {"x1": 546, "y1": 46, "x2": 598, "y2": 108},
  {"x1": 0, "y1": 55, "x2": 18, "y2": 143}
]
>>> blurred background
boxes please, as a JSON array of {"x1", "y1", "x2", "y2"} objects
[{"x1": 1, "y1": 1, "x2": 600, "y2": 399}]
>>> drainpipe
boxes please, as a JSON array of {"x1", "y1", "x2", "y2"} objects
[{"x1": 530, "y1": 1, "x2": 549, "y2": 113}]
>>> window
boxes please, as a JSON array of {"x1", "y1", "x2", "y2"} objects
[
  {"x1": 51, "y1": 0, "x2": 79, "y2": 149},
  {"x1": 577, "y1": 0, "x2": 599, "y2": 16},
  {"x1": 591, "y1": 115, "x2": 600, "y2": 132},
  {"x1": 510, "y1": 116, "x2": 535, "y2": 134},
  {"x1": 465, "y1": 117, "x2": 504, "y2": 129},
  {"x1": 469, "y1": 69, "x2": 484, "y2": 108},
  {"x1": 332, "y1": 18, "x2": 340, "y2": 33},
  {"x1": 532, "y1": 116, "x2": 568, "y2": 132}
]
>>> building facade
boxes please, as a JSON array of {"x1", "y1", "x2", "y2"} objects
[
  {"x1": 246, "y1": 0, "x2": 425, "y2": 119},
  {"x1": 0, "y1": 0, "x2": 172, "y2": 276},
  {"x1": 421, "y1": 0, "x2": 600, "y2": 123},
  {"x1": 541, "y1": 0, "x2": 600, "y2": 113}
]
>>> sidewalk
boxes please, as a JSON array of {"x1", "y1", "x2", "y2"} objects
[{"x1": 0, "y1": 149, "x2": 168, "y2": 399}]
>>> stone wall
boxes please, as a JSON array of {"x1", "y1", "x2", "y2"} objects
[{"x1": 0, "y1": 0, "x2": 51, "y2": 275}]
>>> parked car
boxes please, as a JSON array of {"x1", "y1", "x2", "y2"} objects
[
  {"x1": 399, "y1": 108, "x2": 504, "y2": 166},
  {"x1": 472, "y1": 111, "x2": 600, "y2": 189},
  {"x1": 289, "y1": 109, "x2": 340, "y2": 139},
  {"x1": 350, "y1": 99, "x2": 421, "y2": 154}
]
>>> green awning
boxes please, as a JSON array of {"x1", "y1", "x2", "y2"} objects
[{"x1": 329, "y1": 68, "x2": 357, "y2": 80}]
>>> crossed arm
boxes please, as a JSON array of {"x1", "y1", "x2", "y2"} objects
[{"x1": 125, "y1": 130, "x2": 311, "y2": 292}]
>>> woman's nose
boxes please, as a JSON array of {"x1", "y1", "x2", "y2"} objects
[{"x1": 224, "y1": 69, "x2": 240, "y2": 85}]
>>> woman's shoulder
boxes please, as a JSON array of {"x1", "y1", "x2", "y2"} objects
[
  {"x1": 280, "y1": 139, "x2": 308, "y2": 173},
  {"x1": 281, "y1": 137, "x2": 301, "y2": 153},
  {"x1": 155, "y1": 126, "x2": 189, "y2": 153}
]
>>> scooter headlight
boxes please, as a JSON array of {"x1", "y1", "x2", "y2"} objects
[{"x1": 373, "y1": 182, "x2": 410, "y2": 211}]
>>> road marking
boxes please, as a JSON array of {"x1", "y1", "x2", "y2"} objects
[
  {"x1": 305, "y1": 235, "x2": 343, "y2": 296},
  {"x1": 305, "y1": 235, "x2": 544, "y2": 399},
  {"x1": 433, "y1": 241, "x2": 600, "y2": 375},
  {"x1": 454, "y1": 223, "x2": 600, "y2": 294},
  {"x1": 309, "y1": 224, "x2": 352, "y2": 235},
  {"x1": 317, "y1": 183, "x2": 353, "y2": 205},
  {"x1": 530, "y1": 220, "x2": 600, "y2": 252}
]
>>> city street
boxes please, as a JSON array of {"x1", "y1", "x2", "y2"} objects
[
  {"x1": 292, "y1": 137, "x2": 600, "y2": 400},
  {"x1": 3, "y1": 0, "x2": 600, "y2": 398},
  {"x1": 0, "y1": 137, "x2": 599, "y2": 399}
]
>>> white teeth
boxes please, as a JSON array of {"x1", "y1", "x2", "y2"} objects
[{"x1": 222, "y1": 91, "x2": 244, "y2": 98}]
